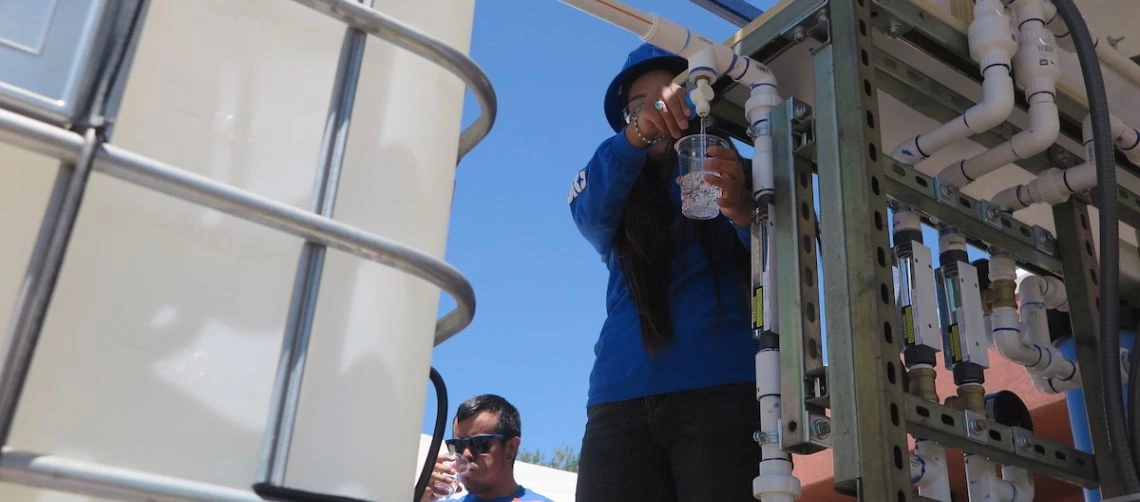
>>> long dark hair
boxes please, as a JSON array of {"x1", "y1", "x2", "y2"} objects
[{"x1": 613, "y1": 129, "x2": 750, "y2": 355}]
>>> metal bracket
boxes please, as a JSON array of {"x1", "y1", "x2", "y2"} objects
[
  {"x1": 809, "y1": 415, "x2": 833, "y2": 447},
  {"x1": 1032, "y1": 225, "x2": 1056, "y2": 255},
  {"x1": 1012, "y1": 427, "x2": 1035, "y2": 454},
  {"x1": 787, "y1": 8, "x2": 831, "y2": 46},
  {"x1": 790, "y1": 100, "x2": 816, "y2": 152},
  {"x1": 978, "y1": 200, "x2": 1005, "y2": 229},
  {"x1": 932, "y1": 178, "x2": 960, "y2": 206},
  {"x1": 964, "y1": 410, "x2": 990, "y2": 443}
]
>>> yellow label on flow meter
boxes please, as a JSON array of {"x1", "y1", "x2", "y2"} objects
[{"x1": 752, "y1": 287, "x2": 764, "y2": 330}]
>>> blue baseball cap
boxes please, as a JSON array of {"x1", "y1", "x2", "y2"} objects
[{"x1": 603, "y1": 43, "x2": 688, "y2": 133}]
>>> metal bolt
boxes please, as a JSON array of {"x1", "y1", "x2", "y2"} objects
[
  {"x1": 1049, "y1": 145, "x2": 1078, "y2": 167},
  {"x1": 940, "y1": 184, "x2": 955, "y2": 198},
  {"x1": 969, "y1": 417, "x2": 987, "y2": 435},
  {"x1": 812, "y1": 419, "x2": 831, "y2": 439},
  {"x1": 793, "y1": 103, "x2": 811, "y2": 121},
  {"x1": 887, "y1": 21, "x2": 905, "y2": 38},
  {"x1": 791, "y1": 26, "x2": 807, "y2": 44},
  {"x1": 985, "y1": 206, "x2": 1001, "y2": 222},
  {"x1": 1015, "y1": 434, "x2": 1031, "y2": 451},
  {"x1": 816, "y1": 8, "x2": 829, "y2": 24}
]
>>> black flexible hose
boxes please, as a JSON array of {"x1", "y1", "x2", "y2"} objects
[
  {"x1": 414, "y1": 368, "x2": 449, "y2": 502},
  {"x1": 1130, "y1": 329, "x2": 1140, "y2": 466},
  {"x1": 1050, "y1": 0, "x2": 1140, "y2": 491}
]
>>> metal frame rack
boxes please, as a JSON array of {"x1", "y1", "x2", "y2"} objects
[
  {"x1": 0, "y1": 0, "x2": 495, "y2": 500},
  {"x1": 706, "y1": 0, "x2": 1137, "y2": 499}
]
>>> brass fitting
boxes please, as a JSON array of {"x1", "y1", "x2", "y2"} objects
[
  {"x1": 958, "y1": 384, "x2": 986, "y2": 414},
  {"x1": 908, "y1": 367, "x2": 939, "y2": 403},
  {"x1": 944, "y1": 395, "x2": 961, "y2": 410},
  {"x1": 980, "y1": 288, "x2": 994, "y2": 314},
  {"x1": 990, "y1": 279, "x2": 1018, "y2": 309}
]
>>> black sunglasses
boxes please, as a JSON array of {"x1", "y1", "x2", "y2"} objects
[{"x1": 445, "y1": 434, "x2": 508, "y2": 455}]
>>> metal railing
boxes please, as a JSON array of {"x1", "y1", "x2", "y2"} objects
[{"x1": 0, "y1": 0, "x2": 496, "y2": 500}]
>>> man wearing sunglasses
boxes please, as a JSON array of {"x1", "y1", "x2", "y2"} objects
[{"x1": 422, "y1": 394, "x2": 552, "y2": 502}]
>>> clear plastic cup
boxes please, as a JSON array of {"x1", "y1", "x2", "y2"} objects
[
  {"x1": 675, "y1": 134, "x2": 729, "y2": 220},
  {"x1": 431, "y1": 454, "x2": 469, "y2": 500}
]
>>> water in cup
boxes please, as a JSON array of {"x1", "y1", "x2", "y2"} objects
[
  {"x1": 431, "y1": 454, "x2": 469, "y2": 500},
  {"x1": 679, "y1": 171, "x2": 722, "y2": 219},
  {"x1": 675, "y1": 131, "x2": 729, "y2": 220}
]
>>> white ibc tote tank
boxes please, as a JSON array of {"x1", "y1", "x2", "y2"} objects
[{"x1": 0, "y1": 0, "x2": 480, "y2": 500}]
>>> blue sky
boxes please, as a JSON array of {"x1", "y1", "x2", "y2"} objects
[{"x1": 421, "y1": 0, "x2": 985, "y2": 458}]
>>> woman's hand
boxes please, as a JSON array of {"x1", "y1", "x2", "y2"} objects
[
  {"x1": 701, "y1": 145, "x2": 754, "y2": 227},
  {"x1": 624, "y1": 82, "x2": 692, "y2": 148}
]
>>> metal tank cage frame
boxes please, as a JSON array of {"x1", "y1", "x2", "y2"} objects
[{"x1": 0, "y1": 0, "x2": 496, "y2": 500}]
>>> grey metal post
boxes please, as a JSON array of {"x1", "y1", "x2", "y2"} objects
[
  {"x1": 770, "y1": 98, "x2": 828, "y2": 454},
  {"x1": 1053, "y1": 200, "x2": 1120, "y2": 496},
  {"x1": 814, "y1": 0, "x2": 914, "y2": 498},
  {"x1": 258, "y1": 5, "x2": 371, "y2": 485}
]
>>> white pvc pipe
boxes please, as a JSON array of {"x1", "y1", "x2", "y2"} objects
[
  {"x1": 988, "y1": 256, "x2": 1080, "y2": 393},
  {"x1": 965, "y1": 454, "x2": 999, "y2": 501},
  {"x1": 754, "y1": 349, "x2": 801, "y2": 502},
  {"x1": 558, "y1": 0, "x2": 655, "y2": 39},
  {"x1": 1102, "y1": 114, "x2": 1140, "y2": 166},
  {"x1": 686, "y1": 45, "x2": 780, "y2": 203},
  {"x1": 938, "y1": 0, "x2": 1060, "y2": 187},
  {"x1": 1043, "y1": 0, "x2": 1140, "y2": 90},
  {"x1": 911, "y1": 441, "x2": 951, "y2": 502},
  {"x1": 990, "y1": 112, "x2": 1140, "y2": 210},
  {"x1": 1019, "y1": 274, "x2": 1068, "y2": 345},
  {"x1": 889, "y1": 0, "x2": 1017, "y2": 166},
  {"x1": 997, "y1": 465, "x2": 1036, "y2": 502},
  {"x1": 966, "y1": 454, "x2": 1032, "y2": 502}
]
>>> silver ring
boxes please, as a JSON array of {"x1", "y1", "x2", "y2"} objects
[{"x1": 654, "y1": 100, "x2": 666, "y2": 111}]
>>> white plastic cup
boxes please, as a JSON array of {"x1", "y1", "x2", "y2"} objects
[{"x1": 675, "y1": 134, "x2": 729, "y2": 220}]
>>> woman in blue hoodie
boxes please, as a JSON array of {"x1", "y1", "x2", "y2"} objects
[{"x1": 568, "y1": 43, "x2": 761, "y2": 501}]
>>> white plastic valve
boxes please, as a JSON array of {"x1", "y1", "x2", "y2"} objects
[{"x1": 691, "y1": 79, "x2": 715, "y2": 118}]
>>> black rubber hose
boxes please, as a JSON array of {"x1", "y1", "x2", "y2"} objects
[
  {"x1": 1130, "y1": 328, "x2": 1140, "y2": 466},
  {"x1": 414, "y1": 368, "x2": 449, "y2": 502},
  {"x1": 1050, "y1": 0, "x2": 1139, "y2": 491}
]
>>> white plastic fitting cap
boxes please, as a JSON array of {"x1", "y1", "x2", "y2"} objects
[
  {"x1": 691, "y1": 80, "x2": 715, "y2": 118},
  {"x1": 893, "y1": 210, "x2": 922, "y2": 233},
  {"x1": 939, "y1": 232, "x2": 967, "y2": 252},
  {"x1": 753, "y1": 474, "x2": 803, "y2": 499},
  {"x1": 989, "y1": 254, "x2": 1018, "y2": 281}
]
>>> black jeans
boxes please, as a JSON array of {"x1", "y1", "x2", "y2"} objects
[{"x1": 575, "y1": 382, "x2": 761, "y2": 502}]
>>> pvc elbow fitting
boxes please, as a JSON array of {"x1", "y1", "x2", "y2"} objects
[
  {"x1": 890, "y1": 137, "x2": 927, "y2": 166},
  {"x1": 1020, "y1": 275, "x2": 1067, "y2": 310},
  {"x1": 1009, "y1": 100, "x2": 1060, "y2": 158},
  {"x1": 990, "y1": 185, "x2": 1028, "y2": 211}
]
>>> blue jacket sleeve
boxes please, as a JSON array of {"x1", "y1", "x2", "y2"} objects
[
  {"x1": 734, "y1": 223, "x2": 751, "y2": 248},
  {"x1": 568, "y1": 132, "x2": 647, "y2": 256}
]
